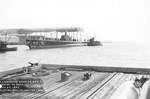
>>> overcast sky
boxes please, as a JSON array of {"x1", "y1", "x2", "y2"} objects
[{"x1": 0, "y1": 0, "x2": 150, "y2": 42}]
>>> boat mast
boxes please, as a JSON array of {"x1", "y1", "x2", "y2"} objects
[
  {"x1": 77, "y1": 32, "x2": 78, "y2": 41},
  {"x1": 65, "y1": 29, "x2": 67, "y2": 36},
  {"x1": 5, "y1": 32, "x2": 7, "y2": 43}
]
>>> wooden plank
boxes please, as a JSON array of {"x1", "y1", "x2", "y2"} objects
[
  {"x1": 62, "y1": 73, "x2": 108, "y2": 99},
  {"x1": 103, "y1": 74, "x2": 134, "y2": 99},
  {"x1": 39, "y1": 72, "x2": 101, "y2": 98},
  {"x1": 88, "y1": 73, "x2": 125, "y2": 99},
  {"x1": 42, "y1": 64, "x2": 150, "y2": 74},
  {"x1": 89, "y1": 74, "x2": 141, "y2": 99},
  {"x1": 67, "y1": 73, "x2": 117, "y2": 99},
  {"x1": 63, "y1": 73, "x2": 115, "y2": 99},
  {"x1": 102, "y1": 74, "x2": 130, "y2": 99},
  {"x1": 24, "y1": 71, "x2": 85, "y2": 99}
]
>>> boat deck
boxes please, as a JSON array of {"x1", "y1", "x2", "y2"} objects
[{"x1": 0, "y1": 64, "x2": 149, "y2": 99}]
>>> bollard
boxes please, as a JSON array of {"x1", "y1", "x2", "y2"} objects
[
  {"x1": 61, "y1": 72, "x2": 71, "y2": 81},
  {"x1": 83, "y1": 72, "x2": 92, "y2": 80}
]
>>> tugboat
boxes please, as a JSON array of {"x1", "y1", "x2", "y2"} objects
[
  {"x1": 0, "y1": 41, "x2": 17, "y2": 52},
  {"x1": 87, "y1": 37, "x2": 102, "y2": 46}
]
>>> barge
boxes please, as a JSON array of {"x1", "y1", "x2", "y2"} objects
[
  {"x1": 0, "y1": 63, "x2": 149, "y2": 99},
  {"x1": 0, "y1": 41, "x2": 17, "y2": 52}
]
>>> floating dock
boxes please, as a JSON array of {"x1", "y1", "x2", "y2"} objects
[{"x1": 0, "y1": 64, "x2": 149, "y2": 99}]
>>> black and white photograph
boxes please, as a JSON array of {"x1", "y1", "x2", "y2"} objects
[{"x1": 0, "y1": 0, "x2": 150, "y2": 99}]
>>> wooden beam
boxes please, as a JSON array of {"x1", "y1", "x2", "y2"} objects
[{"x1": 42, "y1": 64, "x2": 150, "y2": 74}]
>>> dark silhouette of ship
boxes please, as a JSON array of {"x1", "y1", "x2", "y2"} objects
[
  {"x1": 87, "y1": 37, "x2": 102, "y2": 46},
  {"x1": 25, "y1": 28, "x2": 86, "y2": 49}
]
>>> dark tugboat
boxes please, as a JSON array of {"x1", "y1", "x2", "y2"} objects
[
  {"x1": 87, "y1": 37, "x2": 102, "y2": 46},
  {"x1": 0, "y1": 41, "x2": 17, "y2": 52}
]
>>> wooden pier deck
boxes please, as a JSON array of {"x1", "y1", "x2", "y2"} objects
[{"x1": 0, "y1": 64, "x2": 149, "y2": 99}]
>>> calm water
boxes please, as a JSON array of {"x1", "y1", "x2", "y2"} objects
[{"x1": 0, "y1": 42, "x2": 150, "y2": 72}]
